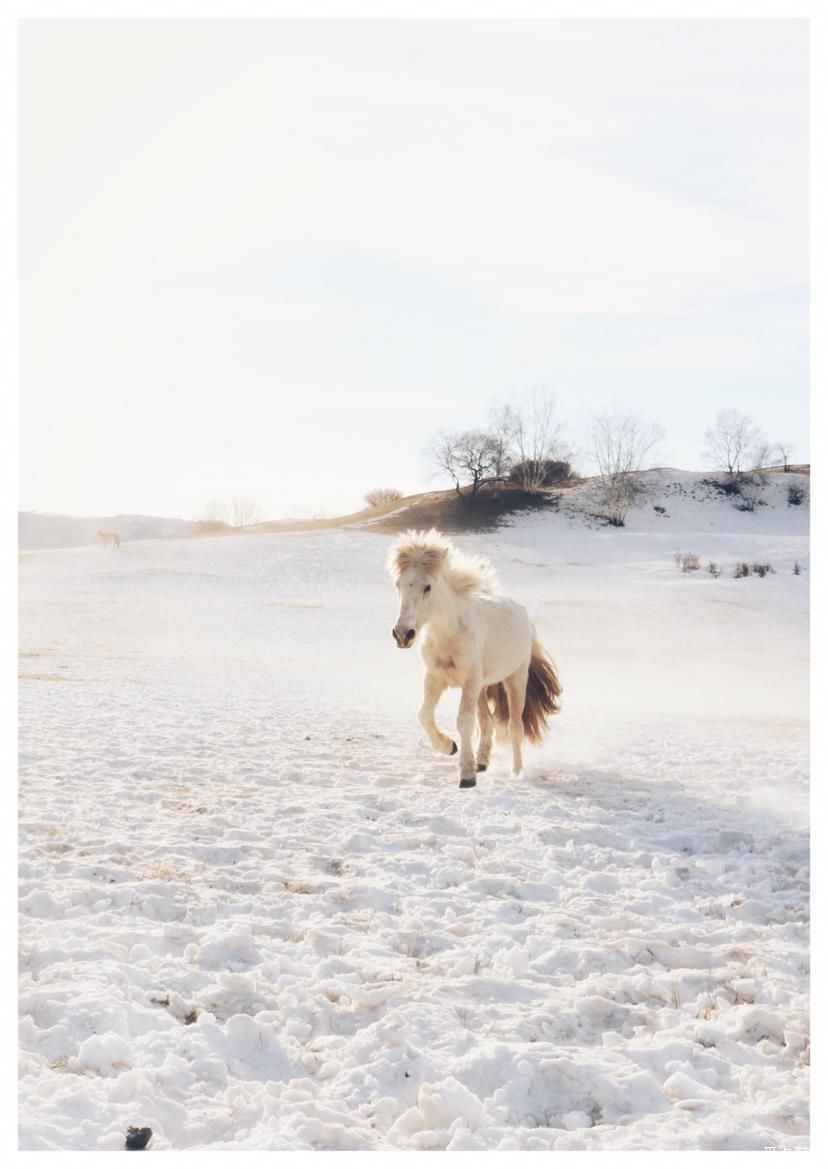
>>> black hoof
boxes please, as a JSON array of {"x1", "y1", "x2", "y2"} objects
[
  {"x1": 476, "y1": 763, "x2": 487, "y2": 773},
  {"x1": 459, "y1": 776, "x2": 477, "y2": 789},
  {"x1": 450, "y1": 741, "x2": 458, "y2": 755}
]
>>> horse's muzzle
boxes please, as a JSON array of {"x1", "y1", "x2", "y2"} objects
[{"x1": 392, "y1": 626, "x2": 416, "y2": 648}]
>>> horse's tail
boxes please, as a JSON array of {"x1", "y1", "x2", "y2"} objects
[
  {"x1": 486, "y1": 638, "x2": 562, "y2": 745},
  {"x1": 522, "y1": 638, "x2": 562, "y2": 742}
]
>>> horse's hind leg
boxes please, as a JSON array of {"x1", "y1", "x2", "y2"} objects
[
  {"x1": 476, "y1": 689, "x2": 493, "y2": 773},
  {"x1": 504, "y1": 663, "x2": 529, "y2": 777}
]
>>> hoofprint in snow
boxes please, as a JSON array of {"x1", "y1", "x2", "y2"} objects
[{"x1": 19, "y1": 472, "x2": 809, "y2": 1150}]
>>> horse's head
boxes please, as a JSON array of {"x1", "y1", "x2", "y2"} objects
[{"x1": 387, "y1": 533, "x2": 449, "y2": 649}]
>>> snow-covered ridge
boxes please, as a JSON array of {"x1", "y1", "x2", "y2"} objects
[{"x1": 18, "y1": 481, "x2": 809, "y2": 1150}]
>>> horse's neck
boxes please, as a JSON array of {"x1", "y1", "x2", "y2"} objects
[{"x1": 427, "y1": 576, "x2": 466, "y2": 642}]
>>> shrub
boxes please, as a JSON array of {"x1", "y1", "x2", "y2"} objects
[
  {"x1": 702, "y1": 476, "x2": 743, "y2": 497},
  {"x1": 364, "y1": 488, "x2": 404, "y2": 508},
  {"x1": 751, "y1": 562, "x2": 774, "y2": 578},
  {"x1": 703, "y1": 473, "x2": 765, "y2": 510},
  {"x1": 707, "y1": 562, "x2": 721, "y2": 578},
  {"x1": 673, "y1": 551, "x2": 700, "y2": 573},
  {"x1": 509, "y1": 459, "x2": 572, "y2": 488},
  {"x1": 734, "y1": 476, "x2": 766, "y2": 511},
  {"x1": 734, "y1": 562, "x2": 750, "y2": 578},
  {"x1": 653, "y1": 505, "x2": 666, "y2": 515},
  {"x1": 793, "y1": 561, "x2": 802, "y2": 575},
  {"x1": 787, "y1": 483, "x2": 807, "y2": 507},
  {"x1": 590, "y1": 473, "x2": 653, "y2": 527}
]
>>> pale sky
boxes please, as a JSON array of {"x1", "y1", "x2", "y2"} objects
[{"x1": 19, "y1": 18, "x2": 808, "y2": 520}]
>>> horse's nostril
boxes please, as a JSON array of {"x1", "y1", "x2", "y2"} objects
[{"x1": 406, "y1": 629, "x2": 415, "y2": 641}]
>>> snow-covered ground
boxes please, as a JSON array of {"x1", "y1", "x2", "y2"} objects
[{"x1": 18, "y1": 472, "x2": 809, "y2": 1150}]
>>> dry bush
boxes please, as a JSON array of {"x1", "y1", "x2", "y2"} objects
[
  {"x1": 364, "y1": 488, "x2": 404, "y2": 508},
  {"x1": 704, "y1": 472, "x2": 766, "y2": 511},
  {"x1": 673, "y1": 552, "x2": 700, "y2": 573},
  {"x1": 733, "y1": 476, "x2": 765, "y2": 511},
  {"x1": 509, "y1": 459, "x2": 572, "y2": 488},
  {"x1": 787, "y1": 483, "x2": 807, "y2": 507},
  {"x1": 707, "y1": 562, "x2": 721, "y2": 578},
  {"x1": 751, "y1": 562, "x2": 774, "y2": 578},
  {"x1": 734, "y1": 562, "x2": 750, "y2": 578}
]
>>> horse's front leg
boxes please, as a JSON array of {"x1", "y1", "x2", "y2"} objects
[
  {"x1": 457, "y1": 675, "x2": 482, "y2": 788},
  {"x1": 418, "y1": 672, "x2": 456, "y2": 757}
]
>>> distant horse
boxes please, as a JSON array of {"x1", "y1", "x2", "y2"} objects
[
  {"x1": 98, "y1": 531, "x2": 120, "y2": 548},
  {"x1": 387, "y1": 529, "x2": 561, "y2": 788}
]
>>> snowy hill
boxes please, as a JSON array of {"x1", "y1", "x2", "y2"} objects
[
  {"x1": 19, "y1": 511, "x2": 196, "y2": 551},
  {"x1": 349, "y1": 467, "x2": 808, "y2": 538},
  {"x1": 18, "y1": 473, "x2": 809, "y2": 1150},
  {"x1": 545, "y1": 467, "x2": 810, "y2": 537}
]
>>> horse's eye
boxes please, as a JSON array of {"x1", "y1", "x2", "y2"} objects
[{"x1": 424, "y1": 584, "x2": 431, "y2": 594}]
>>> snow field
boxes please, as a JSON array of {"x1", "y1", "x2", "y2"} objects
[{"x1": 19, "y1": 472, "x2": 809, "y2": 1149}]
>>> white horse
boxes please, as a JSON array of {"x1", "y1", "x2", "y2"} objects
[{"x1": 387, "y1": 529, "x2": 561, "y2": 788}]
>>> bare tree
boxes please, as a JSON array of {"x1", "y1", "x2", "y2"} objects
[
  {"x1": 364, "y1": 487, "x2": 403, "y2": 508},
  {"x1": 587, "y1": 407, "x2": 663, "y2": 526},
  {"x1": 426, "y1": 429, "x2": 504, "y2": 499},
  {"x1": 487, "y1": 403, "x2": 518, "y2": 483},
  {"x1": 750, "y1": 440, "x2": 776, "y2": 487},
  {"x1": 496, "y1": 388, "x2": 567, "y2": 492},
  {"x1": 231, "y1": 497, "x2": 261, "y2": 527},
  {"x1": 773, "y1": 441, "x2": 797, "y2": 472},
  {"x1": 201, "y1": 499, "x2": 230, "y2": 529},
  {"x1": 426, "y1": 431, "x2": 464, "y2": 495},
  {"x1": 702, "y1": 410, "x2": 766, "y2": 480}
]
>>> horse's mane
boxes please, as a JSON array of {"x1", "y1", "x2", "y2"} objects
[{"x1": 386, "y1": 529, "x2": 501, "y2": 597}]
